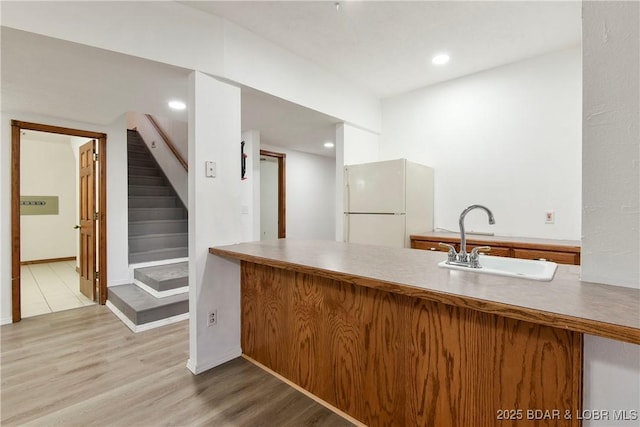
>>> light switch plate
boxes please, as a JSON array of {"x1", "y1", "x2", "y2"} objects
[{"x1": 205, "y1": 161, "x2": 216, "y2": 178}]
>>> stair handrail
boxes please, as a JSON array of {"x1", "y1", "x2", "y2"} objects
[{"x1": 144, "y1": 114, "x2": 188, "y2": 171}]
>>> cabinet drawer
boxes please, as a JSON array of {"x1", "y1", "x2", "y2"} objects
[
  {"x1": 467, "y1": 244, "x2": 510, "y2": 257},
  {"x1": 412, "y1": 240, "x2": 453, "y2": 252},
  {"x1": 513, "y1": 249, "x2": 579, "y2": 265}
]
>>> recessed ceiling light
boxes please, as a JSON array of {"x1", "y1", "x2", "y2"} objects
[
  {"x1": 324, "y1": 142, "x2": 335, "y2": 148},
  {"x1": 432, "y1": 54, "x2": 450, "y2": 65},
  {"x1": 168, "y1": 100, "x2": 186, "y2": 110}
]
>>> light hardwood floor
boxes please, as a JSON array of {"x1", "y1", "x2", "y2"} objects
[
  {"x1": 20, "y1": 261, "x2": 94, "y2": 317},
  {"x1": 0, "y1": 306, "x2": 353, "y2": 426}
]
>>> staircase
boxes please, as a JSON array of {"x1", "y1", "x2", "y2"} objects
[
  {"x1": 127, "y1": 129, "x2": 187, "y2": 263},
  {"x1": 107, "y1": 129, "x2": 189, "y2": 332}
]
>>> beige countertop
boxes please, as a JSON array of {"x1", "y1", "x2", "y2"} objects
[{"x1": 210, "y1": 239, "x2": 639, "y2": 345}]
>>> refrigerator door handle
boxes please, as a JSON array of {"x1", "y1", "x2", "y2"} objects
[
  {"x1": 344, "y1": 167, "x2": 350, "y2": 213},
  {"x1": 344, "y1": 214, "x2": 350, "y2": 242}
]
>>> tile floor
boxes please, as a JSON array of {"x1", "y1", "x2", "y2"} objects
[{"x1": 20, "y1": 261, "x2": 95, "y2": 318}]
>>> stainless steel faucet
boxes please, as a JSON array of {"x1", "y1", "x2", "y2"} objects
[{"x1": 439, "y1": 204, "x2": 495, "y2": 268}]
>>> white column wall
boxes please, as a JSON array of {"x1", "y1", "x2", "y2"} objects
[
  {"x1": 581, "y1": 2, "x2": 640, "y2": 426},
  {"x1": 240, "y1": 130, "x2": 261, "y2": 242},
  {"x1": 187, "y1": 72, "x2": 242, "y2": 374}
]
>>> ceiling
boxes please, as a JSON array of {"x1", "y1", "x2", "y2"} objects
[
  {"x1": 182, "y1": 1, "x2": 582, "y2": 98},
  {"x1": 1, "y1": 27, "x2": 339, "y2": 157},
  {"x1": 2, "y1": 2, "x2": 581, "y2": 158}
]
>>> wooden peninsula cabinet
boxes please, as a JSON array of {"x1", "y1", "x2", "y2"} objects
[
  {"x1": 411, "y1": 232, "x2": 581, "y2": 265},
  {"x1": 210, "y1": 240, "x2": 639, "y2": 427}
]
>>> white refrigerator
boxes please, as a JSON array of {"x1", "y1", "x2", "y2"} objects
[{"x1": 344, "y1": 159, "x2": 434, "y2": 248}]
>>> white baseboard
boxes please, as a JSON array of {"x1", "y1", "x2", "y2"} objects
[
  {"x1": 186, "y1": 347, "x2": 242, "y2": 375},
  {"x1": 1, "y1": 316, "x2": 13, "y2": 325},
  {"x1": 106, "y1": 300, "x2": 189, "y2": 333},
  {"x1": 134, "y1": 279, "x2": 188, "y2": 298}
]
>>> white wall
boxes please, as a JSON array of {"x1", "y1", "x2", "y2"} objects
[
  {"x1": 379, "y1": 47, "x2": 582, "y2": 240},
  {"x1": 0, "y1": 111, "x2": 130, "y2": 323},
  {"x1": 343, "y1": 124, "x2": 380, "y2": 166},
  {"x1": 20, "y1": 137, "x2": 76, "y2": 261},
  {"x1": 150, "y1": 115, "x2": 188, "y2": 161},
  {"x1": 581, "y1": 2, "x2": 640, "y2": 426},
  {"x1": 222, "y1": 20, "x2": 380, "y2": 133},
  {"x1": 240, "y1": 130, "x2": 261, "y2": 242},
  {"x1": 261, "y1": 144, "x2": 335, "y2": 240},
  {"x1": 582, "y1": 2, "x2": 639, "y2": 289},
  {"x1": 187, "y1": 72, "x2": 242, "y2": 374}
]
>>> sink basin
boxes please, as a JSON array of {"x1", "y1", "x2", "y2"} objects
[{"x1": 438, "y1": 255, "x2": 558, "y2": 281}]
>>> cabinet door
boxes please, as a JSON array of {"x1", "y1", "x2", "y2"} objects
[
  {"x1": 467, "y1": 244, "x2": 510, "y2": 257},
  {"x1": 412, "y1": 239, "x2": 455, "y2": 252},
  {"x1": 513, "y1": 249, "x2": 579, "y2": 265}
]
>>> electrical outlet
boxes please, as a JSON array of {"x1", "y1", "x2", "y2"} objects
[
  {"x1": 205, "y1": 161, "x2": 216, "y2": 178},
  {"x1": 545, "y1": 211, "x2": 555, "y2": 224},
  {"x1": 207, "y1": 309, "x2": 217, "y2": 327}
]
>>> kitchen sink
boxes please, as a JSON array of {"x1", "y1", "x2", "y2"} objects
[{"x1": 438, "y1": 254, "x2": 558, "y2": 282}]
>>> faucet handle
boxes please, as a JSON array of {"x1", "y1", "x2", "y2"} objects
[
  {"x1": 438, "y1": 243, "x2": 457, "y2": 262},
  {"x1": 470, "y1": 246, "x2": 491, "y2": 256},
  {"x1": 469, "y1": 246, "x2": 491, "y2": 268}
]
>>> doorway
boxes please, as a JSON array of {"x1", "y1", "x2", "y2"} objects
[
  {"x1": 259, "y1": 150, "x2": 286, "y2": 239},
  {"x1": 11, "y1": 120, "x2": 108, "y2": 323}
]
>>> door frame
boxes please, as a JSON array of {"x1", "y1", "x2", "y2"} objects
[
  {"x1": 260, "y1": 149, "x2": 286, "y2": 238},
  {"x1": 11, "y1": 120, "x2": 108, "y2": 322}
]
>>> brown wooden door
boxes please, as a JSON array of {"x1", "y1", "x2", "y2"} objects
[{"x1": 79, "y1": 140, "x2": 96, "y2": 300}]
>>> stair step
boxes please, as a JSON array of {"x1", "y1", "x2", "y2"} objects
[
  {"x1": 108, "y1": 284, "x2": 188, "y2": 326},
  {"x1": 129, "y1": 232, "x2": 187, "y2": 252},
  {"x1": 127, "y1": 129, "x2": 188, "y2": 265},
  {"x1": 128, "y1": 158, "x2": 155, "y2": 168},
  {"x1": 134, "y1": 262, "x2": 189, "y2": 292},
  {"x1": 128, "y1": 196, "x2": 178, "y2": 209},
  {"x1": 129, "y1": 246, "x2": 188, "y2": 264},
  {"x1": 128, "y1": 175, "x2": 165, "y2": 186},
  {"x1": 129, "y1": 219, "x2": 188, "y2": 235},
  {"x1": 128, "y1": 165, "x2": 161, "y2": 177},
  {"x1": 127, "y1": 145, "x2": 149, "y2": 154},
  {"x1": 128, "y1": 151, "x2": 151, "y2": 161},
  {"x1": 128, "y1": 185, "x2": 173, "y2": 197},
  {"x1": 129, "y1": 208, "x2": 186, "y2": 221}
]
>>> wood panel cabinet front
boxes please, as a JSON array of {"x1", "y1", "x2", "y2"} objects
[
  {"x1": 513, "y1": 248, "x2": 579, "y2": 265},
  {"x1": 241, "y1": 261, "x2": 582, "y2": 427},
  {"x1": 467, "y1": 244, "x2": 511, "y2": 257},
  {"x1": 412, "y1": 240, "x2": 450, "y2": 252},
  {"x1": 411, "y1": 234, "x2": 581, "y2": 265}
]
